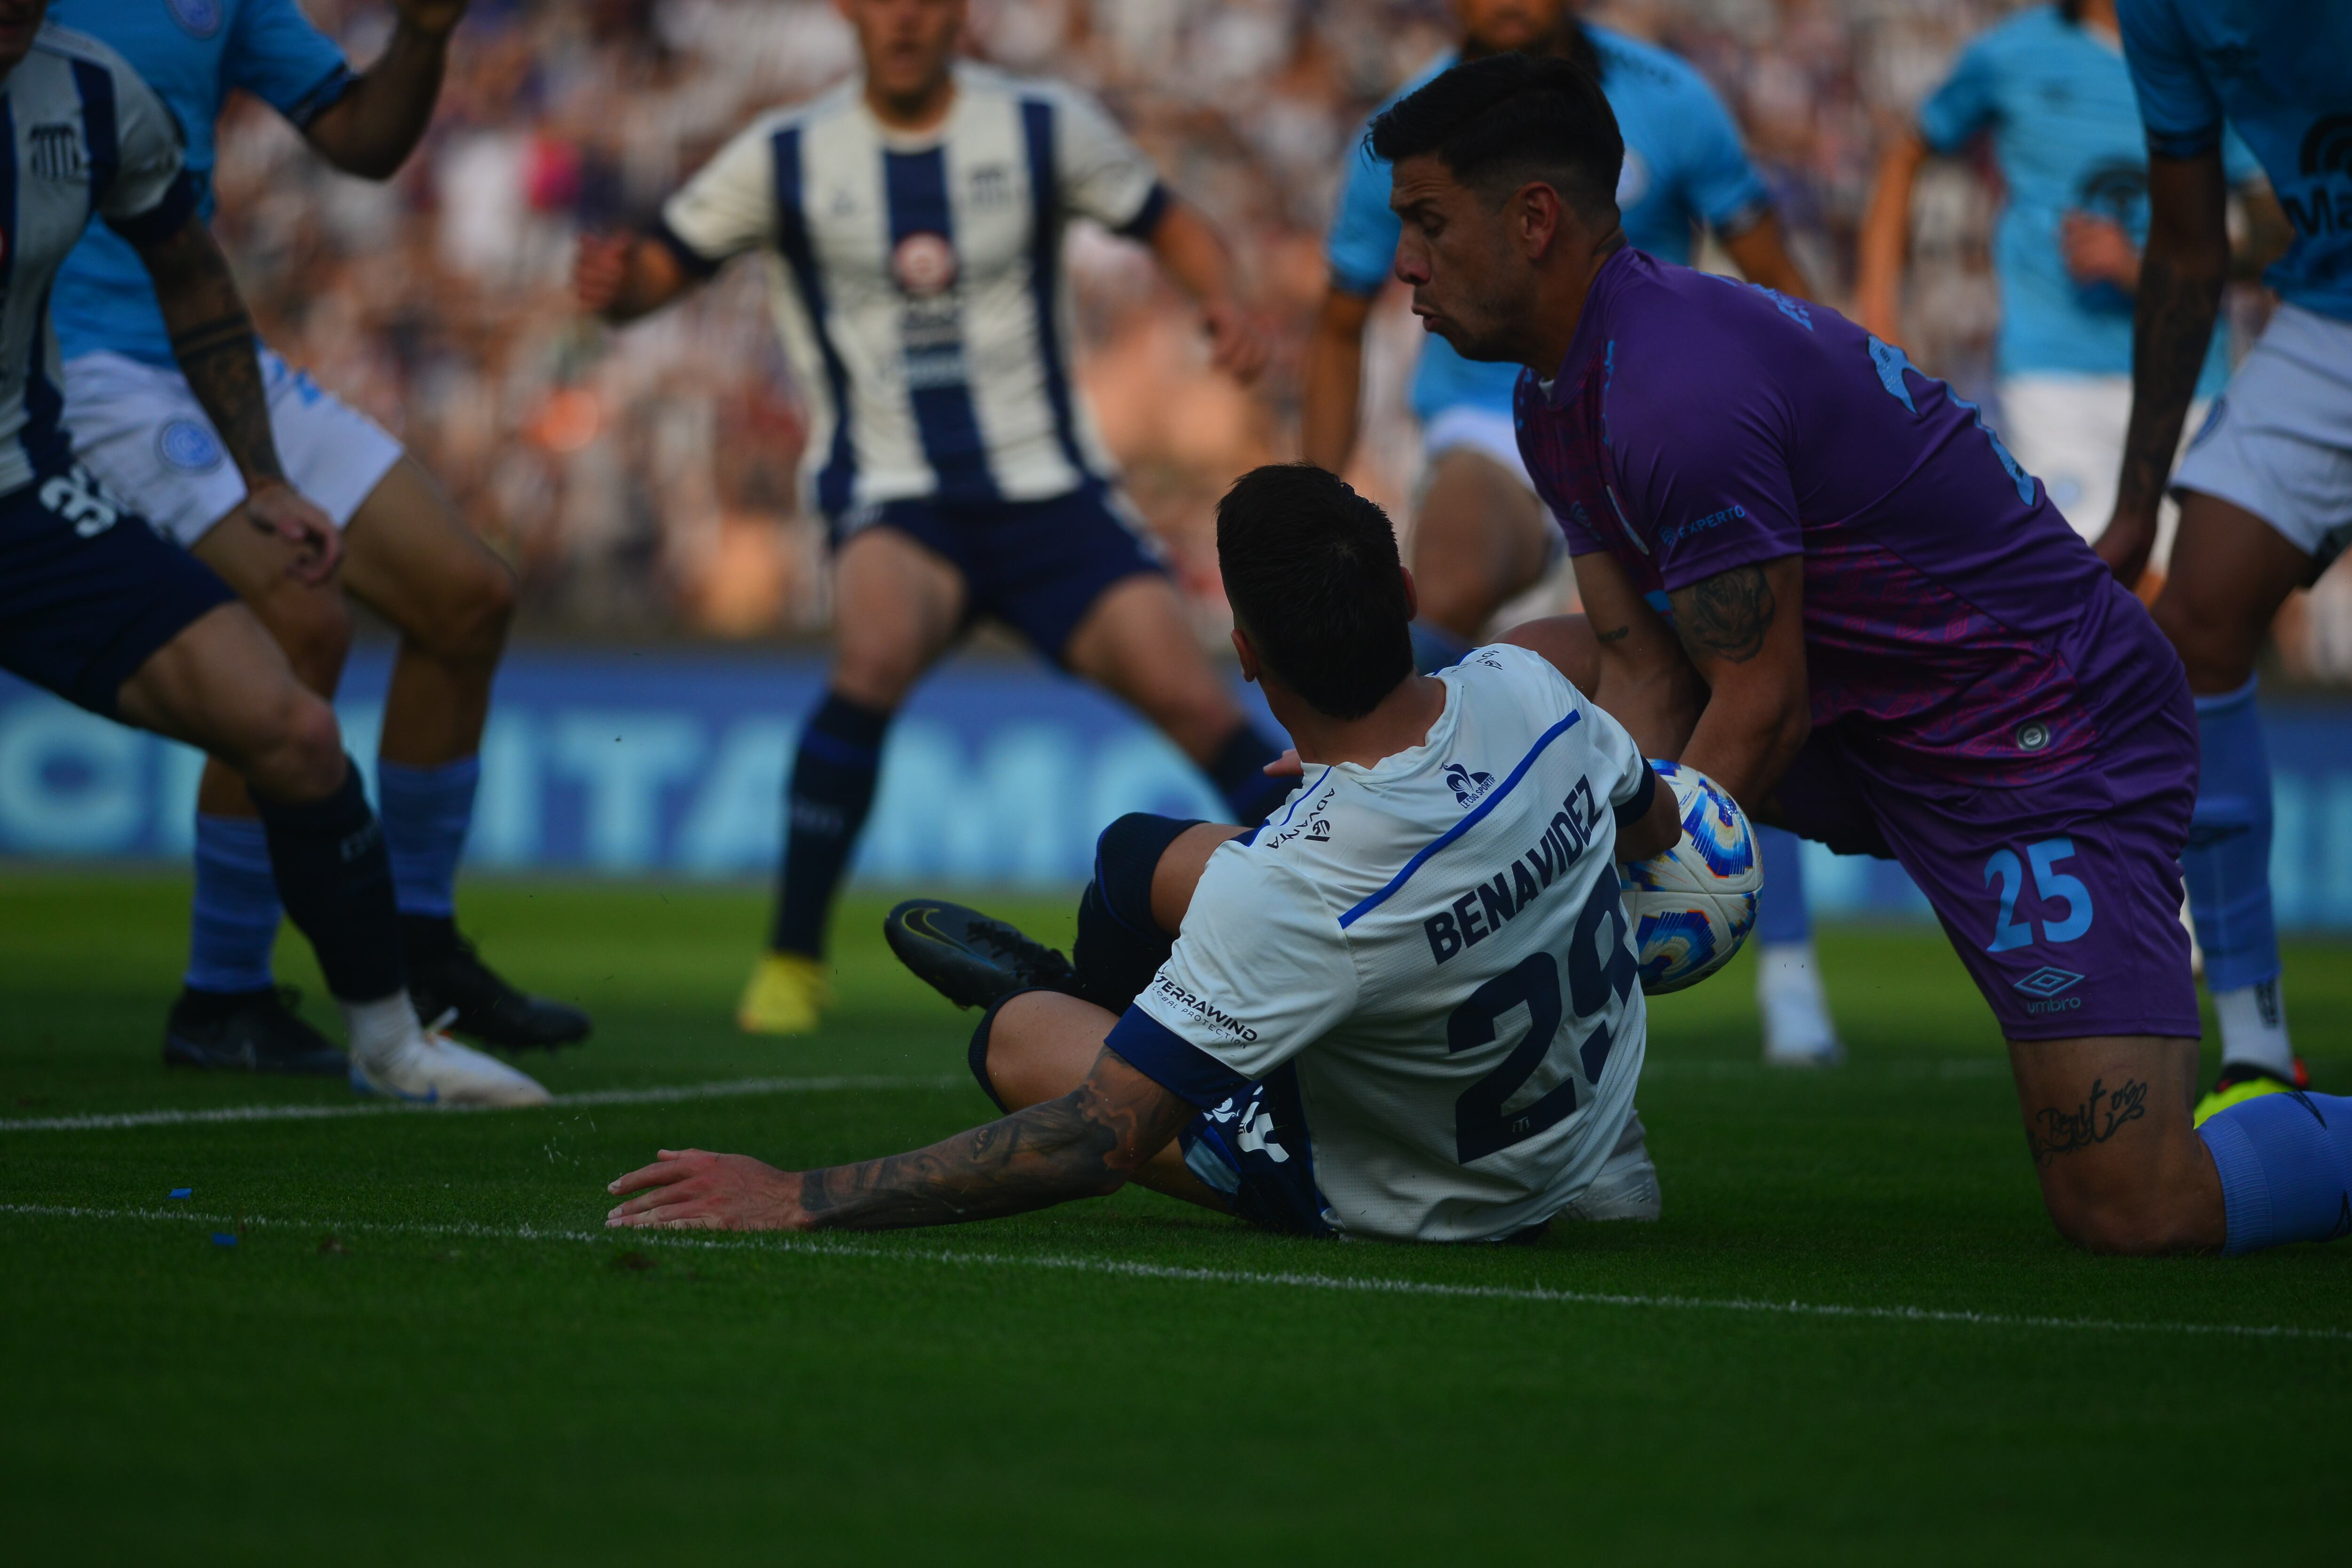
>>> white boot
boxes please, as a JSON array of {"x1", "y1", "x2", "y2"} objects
[
  {"x1": 344, "y1": 993, "x2": 552, "y2": 1107},
  {"x1": 1562, "y1": 1110, "x2": 1662, "y2": 1222},
  {"x1": 1758, "y1": 941, "x2": 1843, "y2": 1067}
]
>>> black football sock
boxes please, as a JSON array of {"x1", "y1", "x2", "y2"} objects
[
  {"x1": 769, "y1": 692, "x2": 892, "y2": 957},
  {"x1": 251, "y1": 758, "x2": 405, "y2": 1004},
  {"x1": 1205, "y1": 724, "x2": 1291, "y2": 826},
  {"x1": 1071, "y1": 812, "x2": 1200, "y2": 1014}
]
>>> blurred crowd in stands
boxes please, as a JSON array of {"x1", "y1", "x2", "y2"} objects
[{"x1": 220, "y1": 0, "x2": 2352, "y2": 680}]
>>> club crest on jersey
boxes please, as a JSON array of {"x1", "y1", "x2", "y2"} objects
[
  {"x1": 1444, "y1": 762, "x2": 1495, "y2": 808},
  {"x1": 157, "y1": 421, "x2": 226, "y2": 474},
  {"x1": 890, "y1": 232, "x2": 958, "y2": 297},
  {"x1": 167, "y1": 0, "x2": 225, "y2": 38},
  {"x1": 29, "y1": 124, "x2": 81, "y2": 182}
]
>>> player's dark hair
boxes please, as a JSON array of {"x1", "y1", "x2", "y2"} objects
[
  {"x1": 1216, "y1": 465, "x2": 1413, "y2": 721},
  {"x1": 1367, "y1": 52, "x2": 1624, "y2": 221}
]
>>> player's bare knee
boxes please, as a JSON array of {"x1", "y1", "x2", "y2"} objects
[
  {"x1": 246, "y1": 575, "x2": 352, "y2": 691},
  {"x1": 245, "y1": 689, "x2": 348, "y2": 802},
  {"x1": 2151, "y1": 584, "x2": 2260, "y2": 692}
]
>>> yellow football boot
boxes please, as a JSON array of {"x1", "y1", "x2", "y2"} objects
[
  {"x1": 2192, "y1": 1060, "x2": 2308, "y2": 1128},
  {"x1": 736, "y1": 952, "x2": 832, "y2": 1035}
]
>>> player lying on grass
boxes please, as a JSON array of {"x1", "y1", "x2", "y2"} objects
[
  {"x1": 0, "y1": 6, "x2": 544, "y2": 1105},
  {"x1": 1371, "y1": 53, "x2": 2351, "y2": 1254},
  {"x1": 608, "y1": 463, "x2": 1685, "y2": 1239}
]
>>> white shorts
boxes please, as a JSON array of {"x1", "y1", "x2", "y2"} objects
[
  {"x1": 1996, "y1": 373, "x2": 2204, "y2": 570},
  {"x1": 63, "y1": 349, "x2": 405, "y2": 547},
  {"x1": 2172, "y1": 302, "x2": 2352, "y2": 572},
  {"x1": 1421, "y1": 404, "x2": 1533, "y2": 492}
]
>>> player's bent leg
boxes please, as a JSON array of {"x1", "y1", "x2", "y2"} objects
[
  {"x1": 173, "y1": 507, "x2": 358, "y2": 1069},
  {"x1": 2006, "y1": 1034, "x2": 2222, "y2": 1254},
  {"x1": 747, "y1": 527, "x2": 967, "y2": 1034},
  {"x1": 339, "y1": 458, "x2": 587, "y2": 1051},
  {"x1": 1062, "y1": 573, "x2": 1292, "y2": 824},
  {"x1": 115, "y1": 606, "x2": 551, "y2": 1107},
  {"x1": 1409, "y1": 447, "x2": 1551, "y2": 661},
  {"x1": 2153, "y1": 490, "x2": 2314, "y2": 1100}
]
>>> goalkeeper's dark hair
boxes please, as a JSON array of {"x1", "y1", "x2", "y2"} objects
[
  {"x1": 1367, "y1": 52, "x2": 1624, "y2": 223},
  {"x1": 1216, "y1": 465, "x2": 1413, "y2": 721}
]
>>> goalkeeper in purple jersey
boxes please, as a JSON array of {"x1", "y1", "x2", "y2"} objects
[{"x1": 1364, "y1": 53, "x2": 2352, "y2": 1257}]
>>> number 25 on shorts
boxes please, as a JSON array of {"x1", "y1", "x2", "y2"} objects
[{"x1": 1982, "y1": 837, "x2": 2094, "y2": 953}]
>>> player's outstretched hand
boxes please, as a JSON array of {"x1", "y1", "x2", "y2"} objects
[
  {"x1": 573, "y1": 232, "x2": 632, "y2": 315},
  {"x1": 1202, "y1": 296, "x2": 1271, "y2": 384},
  {"x1": 607, "y1": 1148, "x2": 809, "y2": 1230},
  {"x1": 244, "y1": 479, "x2": 341, "y2": 585}
]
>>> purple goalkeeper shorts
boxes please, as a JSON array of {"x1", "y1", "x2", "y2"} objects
[{"x1": 1774, "y1": 685, "x2": 2201, "y2": 1043}]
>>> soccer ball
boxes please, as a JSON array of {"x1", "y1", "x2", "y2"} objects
[{"x1": 1620, "y1": 760, "x2": 1761, "y2": 995}]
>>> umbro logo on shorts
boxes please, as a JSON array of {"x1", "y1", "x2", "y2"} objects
[{"x1": 2012, "y1": 966, "x2": 2083, "y2": 1000}]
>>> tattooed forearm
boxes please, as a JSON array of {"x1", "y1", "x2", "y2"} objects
[
  {"x1": 142, "y1": 220, "x2": 284, "y2": 482},
  {"x1": 1669, "y1": 565, "x2": 1775, "y2": 664},
  {"x1": 2026, "y1": 1076, "x2": 2150, "y2": 1168},
  {"x1": 1594, "y1": 624, "x2": 1630, "y2": 645},
  {"x1": 794, "y1": 1075, "x2": 1185, "y2": 1230},
  {"x1": 2113, "y1": 249, "x2": 2222, "y2": 521}
]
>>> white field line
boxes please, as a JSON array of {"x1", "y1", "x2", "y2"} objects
[
  {"x1": 4, "y1": 1201, "x2": 2345, "y2": 1345},
  {"x1": 0, "y1": 1059, "x2": 2012, "y2": 1136},
  {"x1": 0, "y1": 1074, "x2": 966, "y2": 1133}
]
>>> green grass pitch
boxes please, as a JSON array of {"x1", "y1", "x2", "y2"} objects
[{"x1": 2, "y1": 870, "x2": 2347, "y2": 1564}]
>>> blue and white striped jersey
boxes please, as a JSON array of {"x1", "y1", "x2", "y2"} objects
[
  {"x1": 658, "y1": 64, "x2": 1169, "y2": 517},
  {"x1": 0, "y1": 24, "x2": 196, "y2": 496}
]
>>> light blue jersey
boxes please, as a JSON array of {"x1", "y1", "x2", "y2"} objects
[
  {"x1": 2120, "y1": 0, "x2": 2352, "y2": 322},
  {"x1": 1327, "y1": 29, "x2": 1772, "y2": 425},
  {"x1": 1920, "y1": 5, "x2": 2255, "y2": 388},
  {"x1": 49, "y1": 0, "x2": 353, "y2": 366}
]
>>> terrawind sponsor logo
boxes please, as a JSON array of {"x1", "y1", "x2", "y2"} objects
[{"x1": 1152, "y1": 976, "x2": 1258, "y2": 1043}]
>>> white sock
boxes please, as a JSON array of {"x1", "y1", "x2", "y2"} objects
[
  {"x1": 1756, "y1": 941, "x2": 1840, "y2": 1059},
  {"x1": 341, "y1": 991, "x2": 421, "y2": 1071},
  {"x1": 2213, "y1": 977, "x2": 2294, "y2": 1078}
]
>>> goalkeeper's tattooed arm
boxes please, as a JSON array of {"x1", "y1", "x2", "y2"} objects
[
  {"x1": 604, "y1": 1049, "x2": 1196, "y2": 1232},
  {"x1": 1667, "y1": 555, "x2": 1812, "y2": 812}
]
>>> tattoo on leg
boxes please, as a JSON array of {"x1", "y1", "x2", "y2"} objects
[
  {"x1": 1669, "y1": 565, "x2": 1775, "y2": 664},
  {"x1": 2026, "y1": 1076, "x2": 2150, "y2": 1167}
]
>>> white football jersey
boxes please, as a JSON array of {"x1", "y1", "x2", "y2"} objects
[
  {"x1": 0, "y1": 26, "x2": 192, "y2": 496},
  {"x1": 1112, "y1": 645, "x2": 1657, "y2": 1242},
  {"x1": 658, "y1": 64, "x2": 1163, "y2": 518}
]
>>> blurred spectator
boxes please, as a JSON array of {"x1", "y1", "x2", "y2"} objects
[{"x1": 217, "y1": 0, "x2": 2349, "y2": 669}]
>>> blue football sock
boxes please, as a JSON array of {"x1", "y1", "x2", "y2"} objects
[
  {"x1": 378, "y1": 756, "x2": 480, "y2": 920},
  {"x1": 1204, "y1": 725, "x2": 1291, "y2": 825},
  {"x1": 1408, "y1": 621, "x2": 1472, "y2": 674},
  {"x1": 2184, "y1": 678, "x2": 2281, "y2": 995},
  {"x1": 1755, "y1": 827, "x2": 1812, "y2": 947},
  {"x1": 184, "y1": 814, "x2": 281, "y2": 995},
  {"x1": 770, "y1": 693, "x2": 891, "y2": 957},
  {"x1": 252, "y1": 759, "x2": 405, "y2": 1004},
  {"x1": 2198, "y1": 1090, "x2": 2352, "y2": 1255}
]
